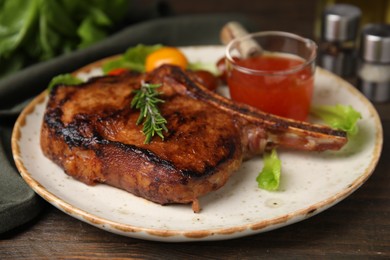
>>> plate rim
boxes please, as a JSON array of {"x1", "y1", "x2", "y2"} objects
[{"x1": 11, "y1": 46, "x2": 384, "y2": 242}]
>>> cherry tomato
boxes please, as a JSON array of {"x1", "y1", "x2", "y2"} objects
[
  {"x1": 145, "y1": 47, "x2": 188, "y2": 72},
  {"x1": 217, "y1": 56, "x2": 241, "y2": 84},
  {"x1": 216, "y1": 57, "x2": 227, "y2": 84},
  {"x1": 107, "y1": 68, "x2": 128, "y2": 76},
  {"x1": 191, "y1": 70, "x2": 219, "y2": 91}
]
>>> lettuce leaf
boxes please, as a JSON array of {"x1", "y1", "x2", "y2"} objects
[
  {"x1": 310, "y1": 104, "x2": 362, "y2": 136},
  {"x1": 47, "y1": 74, "x2": 83, "y2": 91},
  {"x1": 256, "y1": 149, "x2": 281, "y2": 191},
  {"x1": 187, "y1": 62, "x2": 219, "y2": 75},
  {"x1": 102, "y1": 44, "x2": 221, "y2": 75},
  {"x1": 102, "y1": 44, "x2": 163, "y2": 74}
]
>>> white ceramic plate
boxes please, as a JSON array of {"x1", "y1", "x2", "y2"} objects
[{"x1": 12, "y1": 46, "x2": 383, "y2": 242}]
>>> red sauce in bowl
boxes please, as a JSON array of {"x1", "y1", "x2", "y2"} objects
[{"x1": 227, "y1": 54, "x2": 314, "y2": 121}]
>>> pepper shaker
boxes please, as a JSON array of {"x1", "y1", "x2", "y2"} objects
[
  {"x1": 357, "y1": 24, "x2": 390, "y2": 103},
  {"x1": 319, "y1": 4, "x2": 361, "y2": 80}
]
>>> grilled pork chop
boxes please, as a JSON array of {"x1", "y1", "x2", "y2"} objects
[{"x1": 40, "y1": 65, "x2": 347, "y2": 212}]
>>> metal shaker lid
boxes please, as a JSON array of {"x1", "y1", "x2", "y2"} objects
[
  {"x1": 321, "y1": 4, "x2": 361, "y2": 42},
  {"x1": 359, "y1": 24, "x2": 390, "y2": 63}
]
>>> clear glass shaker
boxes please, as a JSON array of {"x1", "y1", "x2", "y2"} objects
[
  {"x1": 319, "y1": 4, "x2": 361, "y2": 81},
  {"x1": 357, "y1": 24, "x2": 390, "y2": 103}
]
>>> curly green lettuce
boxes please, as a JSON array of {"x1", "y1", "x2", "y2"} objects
[
  {"x1": 102, "y1": 44, "x2": 219, "y2": 75},
  {"x1": 47, "y1": 73, "x2": 83, "y2": 91},
  {"x1": 310, "y1": 104, "x2": 362, "y2": 136},
  {"x1": 256, "y1": 149, "x2": 281, "y2": 191},
  {"x1": 102, "y1": 44, "x2": 163, "y2": 74}
]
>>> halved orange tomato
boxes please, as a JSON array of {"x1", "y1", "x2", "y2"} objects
[{"x1": 145, "y1": 47, "x2": 188, "y2": 72}]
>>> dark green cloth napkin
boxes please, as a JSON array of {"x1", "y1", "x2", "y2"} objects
[{"x1": 0, "y1": 13, "x2": 254, "y2": 233}]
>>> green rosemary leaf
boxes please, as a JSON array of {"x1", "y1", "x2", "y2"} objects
[{"x1": 131, "y1": 81, "x2": 168, "y2": 144}]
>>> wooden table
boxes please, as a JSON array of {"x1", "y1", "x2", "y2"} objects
[{"x1": 1, "y1": 1, "x2": 389, "y2": 258}]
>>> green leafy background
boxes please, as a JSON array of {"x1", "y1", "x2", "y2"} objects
[{"x1": 0, "y1": 0, "x2": 128, "y2": 77}]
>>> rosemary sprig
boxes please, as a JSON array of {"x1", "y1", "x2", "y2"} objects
[{"x1": 131, "y1": 81, "x2": 168, "y2": 144}]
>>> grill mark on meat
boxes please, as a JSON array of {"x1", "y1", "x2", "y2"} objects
[
  {"x1": 41, "y1": 64, "x2": 348, "y2": 212},
  {"x1": 163, "y1": 66, "x2": 346, "y2": 139},
  {"x1": 44, "y1": 104, "x2": 236, "y2": 180},
  {"x1": 181, "y1": 135, "x2": 237, "y2": 178}
]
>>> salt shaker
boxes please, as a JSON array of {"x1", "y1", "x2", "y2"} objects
[
  {"x1": 319, "y1": 4, "x2": 361, "y2": 80},
  {"x1": 357, "y1": 24, "x2": 390, "y2": 103}
]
